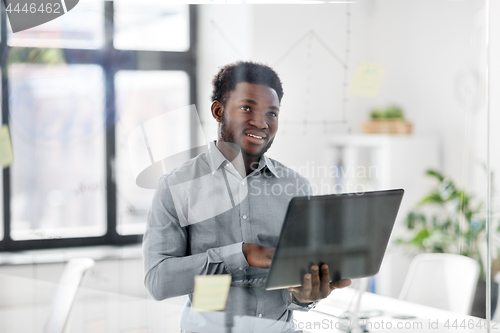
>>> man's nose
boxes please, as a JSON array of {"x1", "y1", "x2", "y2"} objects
[{"x1": 249, "y1": 112, "x2": 268, "y2": 129}]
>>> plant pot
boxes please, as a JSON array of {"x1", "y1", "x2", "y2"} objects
[
  {"x1": 471, "y1": 279, "x2": 499, "y2": 318},
  {"x1": 362, "y1": 120, "x2": 413, "y2": 134}
]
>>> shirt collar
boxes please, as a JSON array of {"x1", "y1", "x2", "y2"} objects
[
  {"x1": 208, "y1": 141, "x2": 227, "y2": 174},
  {"x1": 207, "y1": 141, "x2": 280, "y2": 178},
  {"x1": 261, "y1": 154, "x2": 280, "y2": 178}
]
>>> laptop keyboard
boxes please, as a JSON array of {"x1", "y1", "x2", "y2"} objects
[{"x1": 231, "y1": 277, "x2": 267, "y2": 287}]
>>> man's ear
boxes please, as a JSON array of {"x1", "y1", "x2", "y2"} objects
[{"x1": 211, "y1": 101, "x2": 223, "y2": 122}]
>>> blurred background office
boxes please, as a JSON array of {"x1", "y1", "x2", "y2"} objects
[{"x1": 0, "y1": 0, "x2": 499, "y2": 332}]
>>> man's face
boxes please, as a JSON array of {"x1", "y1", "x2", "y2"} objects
[{"x1": 219, "y1": 82, "x2": 280, "y2": 158}]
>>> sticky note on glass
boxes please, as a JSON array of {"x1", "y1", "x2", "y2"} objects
[
  {"x1": 0, "y1": 125, "x2": 14, "y2": 167},
  {"x1": 349, "y1": 63, "x2": 385, "y2": 97},
  {"x1": 192, "y1": 275, "x2": 231, "y2": 311}
]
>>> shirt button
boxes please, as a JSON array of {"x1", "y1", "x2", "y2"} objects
[
  {"x1": 242, "y1": 215, "x2": 248, "y2": 220},
  {"x1": 258, "y1": 313, "x2": 262, "y2": 318},
  {"x1": 241, "y1": 181, "x2": 245, "y2": 186}
]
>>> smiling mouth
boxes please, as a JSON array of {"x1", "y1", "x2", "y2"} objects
[{"x1": 246, "y1": 133, "x2": 264, "y2": 140}]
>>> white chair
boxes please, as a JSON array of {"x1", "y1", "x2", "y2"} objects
[
  {"x1": 398, "y1": 253, "x2": 479, "y2": 315},
  {"x1": 45, "y1": 258, "x2": 95, "y2": 333}
]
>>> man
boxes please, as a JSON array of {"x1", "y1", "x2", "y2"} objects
[{"x1": 143, "y1": 61, "x2": 351, "y2": 332}]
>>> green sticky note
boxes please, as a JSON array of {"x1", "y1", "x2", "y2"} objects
[
  {"x1": 0, "y1": 125, "x2": 14, "y2": 167},
  {"x1": 193, "y1": 275, "x2": 231, "y2": 311},
  {"x1": 349, "y1": 62, "x2": 386, "y2": 97}
]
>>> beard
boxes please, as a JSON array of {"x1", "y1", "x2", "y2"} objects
[{"x1": 220, "y1": 115, "x2": 274, "y2": 158}]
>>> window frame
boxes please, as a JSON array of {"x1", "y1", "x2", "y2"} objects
[{"x1": 0, "y1": 2, "x2": 198, "y2": 251}]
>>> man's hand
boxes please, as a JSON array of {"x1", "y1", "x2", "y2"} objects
[
  {"x1": 242, "y1": 243, "x2": 275, "y2": 268},
  {"x1": 288, "y1": 264, "x2": 351, "y2": 304}
]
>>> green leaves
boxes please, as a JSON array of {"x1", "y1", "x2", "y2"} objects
[
  {"x1": 370, "y1": 109, "x2": 384, "y2": 119},
  {"x1": 396, "y1": 168, "x2": 485, "y2": 268},
  {"x1": 425, "y1": 169, "x2": 445, "y2": 182},
  {"x1": 369, "y1": 105, "x2": 405, "y2": 120},
  {"x1": 409, "y1": 228, "x2": 430, "y2": 248},
  {"x1": 419, "y1": 191, "x2": 445, "y2": 205}
]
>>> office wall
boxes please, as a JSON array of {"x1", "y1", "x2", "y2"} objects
[
  {"x1": 197, "y1": 1, "x2": 497, "y2": 297},
  {"x1": 252, "y1": 0, "x2": 487, "y2": 190},
  {"x1": 197, "y1": 5, "x2": 254, "y2": 142},
  {"x1": 197, "y1": 1, "x2": 490, "y2": 190}
]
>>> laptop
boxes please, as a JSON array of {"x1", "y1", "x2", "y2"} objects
[{"x1": 231, "y1": 189, "x2": 404, "y2": 290}]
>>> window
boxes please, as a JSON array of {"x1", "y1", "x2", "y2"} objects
[
  {"x1": 114, "y1": 2, "x2": 189, "y2": 51},
  {"x1": 9, "y1": 64, "x2": 106, "y2": 240},
  {"x1": 115, "y1": 70, "x2": 190, "y2": 235},
  {"x1": 7, "y1": 0, "x2": 104, "y2": 49},
  {"x1": 0, "y1": 2, "x2": 197, "y2": 251}
]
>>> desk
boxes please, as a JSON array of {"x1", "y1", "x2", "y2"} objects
[
  {"x1": 0, "y1": 273, "x2": 185, "y2": 333},
  {"x1": 294, "y1": 288, "x2": 500, "y2": 332},
  {"x1": 1, "y1": 272, "x2": 499, "y2": 333}
]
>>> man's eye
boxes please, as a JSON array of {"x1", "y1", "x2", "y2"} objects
[
  {"x1": 269, "y1": 112, "x2": 278, "y2": 117},
  {"x1": 240, "y1": 106, "x2": 251, "y2": 112}
]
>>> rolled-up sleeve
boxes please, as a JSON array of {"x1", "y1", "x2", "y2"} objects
[{"x1": 143, "y1": 175, "x2": 249, "y2": 300}]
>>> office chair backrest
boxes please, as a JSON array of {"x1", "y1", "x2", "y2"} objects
[
  {"x1": 398, "y1": 253, "x2": 479, "y2": 315},
  {"x1": 45, "y1": 258, "x2": 95, "y2": 333}
]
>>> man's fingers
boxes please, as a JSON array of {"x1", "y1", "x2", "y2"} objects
[
  {"x1": 302, "y1": 273, "x2": 312, "y2": 295},
  {"x1": 261, "y1": 255, "x2": 272, "y2": 268},
  {"x1": 310, "y1": 265, "x2": 320, "y2": 290},
  {"x1": 264, "y1": 247, "x2": 275, "y2": 267},
  {"x1": 266, "y1": 248, "x2": 275, "y2": 259},
  {"x1": 320, "y1": 265, "x2": 331, "y2": 291},
  {"x1": 330, "y1": 278, "x2": 352, "y2": 289},
  {"x1": 244, "y1": 244, "x2": 276, "y2": 268}
]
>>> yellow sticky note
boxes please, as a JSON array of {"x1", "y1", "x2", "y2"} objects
[
  {"x1": 0, "y1": 125, "x2": 14, "y2": 167},
  {"x1": 349, "y1": 62, "x2": 386, "y2": 97},
  {"x1": 192, "y1": 275, "x2": 231, "y2": 311}
]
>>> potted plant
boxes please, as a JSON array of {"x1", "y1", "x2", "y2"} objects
[
  {"x1": 395, "y1": 169, "x2": 498, "y2": 318},
  {"x1": 362, "y1": 105, "x2": 413, "y2": 134}
]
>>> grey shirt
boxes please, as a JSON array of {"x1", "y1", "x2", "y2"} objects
[{"x1": 143, "y1": 141, "x2": 311, "y2": 332}]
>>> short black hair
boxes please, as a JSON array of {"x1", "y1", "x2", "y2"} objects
[{"x1": 211, "y1": 61, "x2": 284, "y2": 106}]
